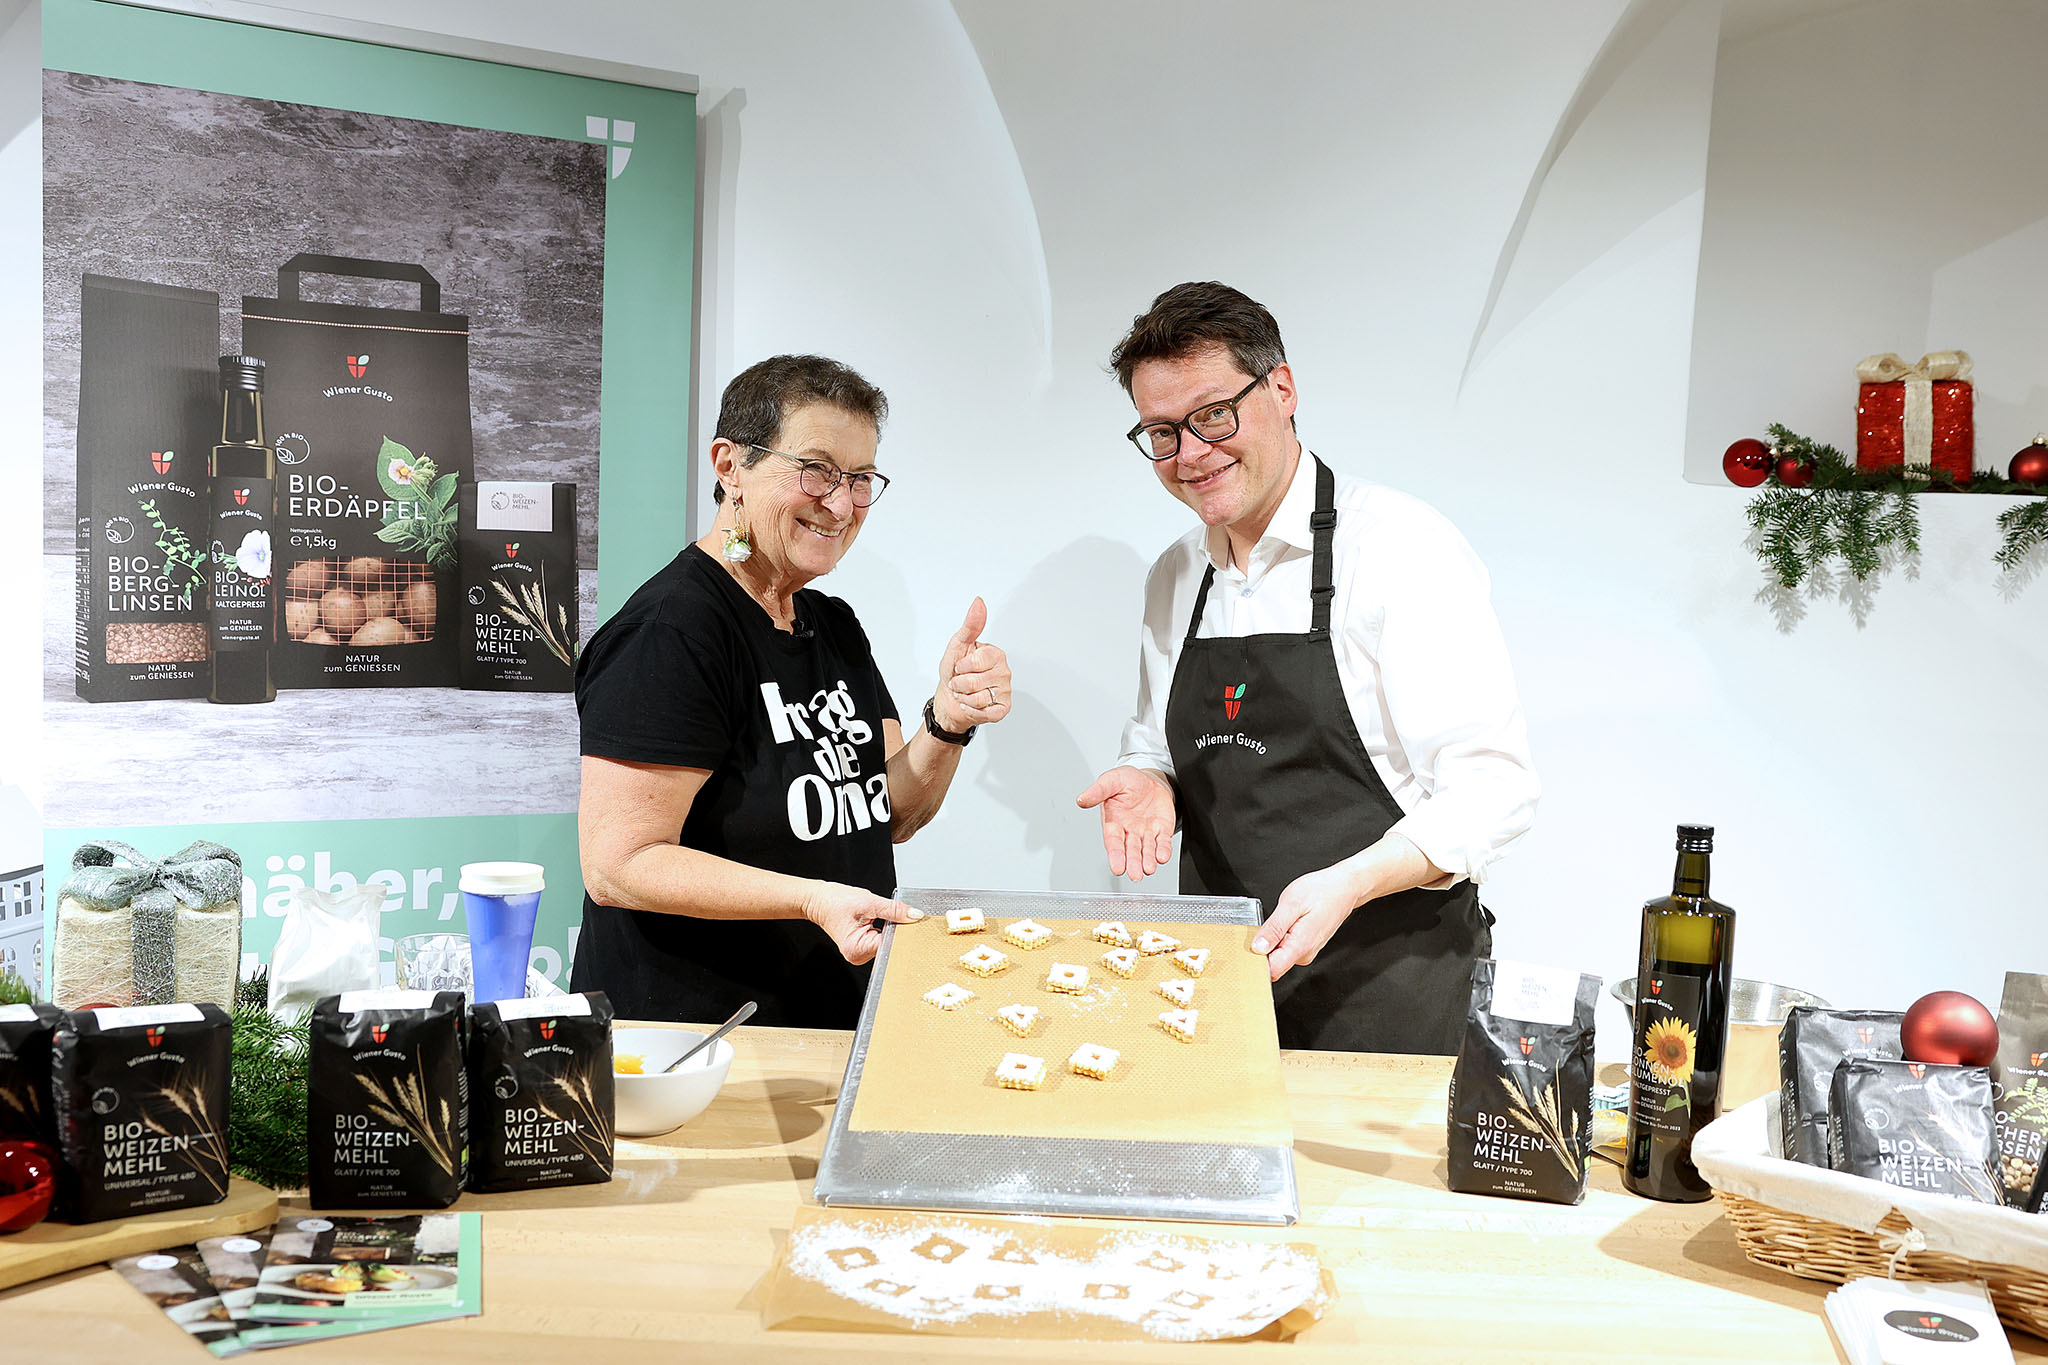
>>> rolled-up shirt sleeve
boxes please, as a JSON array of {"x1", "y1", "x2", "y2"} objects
[{"x1": 1367, "y1": 517, "x2": 1538, "y2": 887}]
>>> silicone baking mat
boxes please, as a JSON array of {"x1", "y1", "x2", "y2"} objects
[{"x1": 815, "y1": 888, "x2": 1299, "y2": 1225}]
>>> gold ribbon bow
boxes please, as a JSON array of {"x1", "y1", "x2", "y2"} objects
[
  {"x1": 1855, "y1": 351, "x2": 1973, "y2": 384},
  {"x1": 1856, "y1": 351, "x2": 1972, "y2": 475}
]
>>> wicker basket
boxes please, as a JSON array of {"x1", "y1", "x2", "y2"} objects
[{"x1": 1716, "y1": 1182, "x2": 2048, "y2": 1340}]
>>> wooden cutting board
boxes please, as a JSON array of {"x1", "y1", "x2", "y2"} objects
[{"x1": 0, "y1": 1177, "x2": 277, "y2": 1291}]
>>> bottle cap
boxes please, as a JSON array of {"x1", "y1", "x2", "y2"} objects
[
  {"x1": 459, "y1": 861, "x2": 545, "y2": 896},
  {"x1": 218, "y1": 354, "x2": 266, "y2": 391},
  {"x1": 1675, "y1": 824, "x2": 1715, "y2": 851}
]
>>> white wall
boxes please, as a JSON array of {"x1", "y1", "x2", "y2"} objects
[{"x1": 21, "y1": 0, "x2": 2048, "y2": 1056}]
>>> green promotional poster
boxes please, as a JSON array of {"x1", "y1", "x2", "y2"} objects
[{"x1": 39, "y1": 0, "x2": 695, "y2": 991}]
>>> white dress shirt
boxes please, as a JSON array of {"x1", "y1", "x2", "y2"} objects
[{"x1": 1116, "y1": 452, "x2": 1538, "y2": 887}]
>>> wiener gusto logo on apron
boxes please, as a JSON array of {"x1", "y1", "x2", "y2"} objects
[{"x1": 760, "y1": 680, "x2": 891, "y2": 841}]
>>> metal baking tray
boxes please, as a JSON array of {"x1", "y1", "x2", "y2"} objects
[{"x1": 814, "y1": 887, "x2": 1298, "y2": 1225}]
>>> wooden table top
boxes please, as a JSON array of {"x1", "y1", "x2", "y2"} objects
[{"x1": 6, "y1": 1022, "x2": 2042, "y2": 1362}]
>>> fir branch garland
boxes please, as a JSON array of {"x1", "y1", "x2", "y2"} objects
[
  {"x1": 1742, "y1": 423, "x2": 2047, "y2": 591},
  {"x1": 1996, "y1": 499, "x2": 2048, "y2": 573},
  {"x1": 229, "y1": 970, "x2": 309, "y2": 1190}
]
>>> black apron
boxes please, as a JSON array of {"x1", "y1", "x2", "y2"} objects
[{"x1": 1165, "y1": 456, "x2": 1491, "y2": 1054}]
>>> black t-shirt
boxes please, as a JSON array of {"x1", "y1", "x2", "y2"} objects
[{"x1": 569, "y1": 544, "x2": 899, "y2": 1027}]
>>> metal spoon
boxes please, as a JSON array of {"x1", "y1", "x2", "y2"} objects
[{"x1": 664, "y1": 1000, "x2": 757, "y2": 1072}]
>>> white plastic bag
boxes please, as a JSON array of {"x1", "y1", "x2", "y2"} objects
[{"x1": 267, "y1": 884, "x2": 386, "y2": 1023}]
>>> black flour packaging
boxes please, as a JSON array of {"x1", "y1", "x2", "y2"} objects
[
  {"x1": 1778, "y1": 1007, "x2": 1904, "y2": 1166},
  {"x1": 0, "y1": 1002, "x2": 63, "y2": 1145},
  {"x1": 1827, "y1": 1057, "x2": 2001, "y2": 1204},
  {"x1": 243, "y1": 253, "x2": 473, "y2": 689},
  {"x1": 457, "y1": 481, "x2": 578, "y2": 692},
  {"x1": 1992, "y1": 971, "x2": 2048, "y2": 1207},
  {"x1": 51, "y1": 1003, "x2": 232, "y2": 1223},
  {"x1": 468, "y1": 991, "x2": 614, "y2": 1192},
  {"x1": 1447, "y1": 959, "x2": 1601, "y2": 1205},
  {"x1": 75, "y1": 274, "x2": 219, "y2": 702},
  {"x1": 309, "y1": 989, "x2": 467, "y2": 1209}
]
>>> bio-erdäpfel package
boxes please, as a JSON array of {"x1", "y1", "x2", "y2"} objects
[
  {"x1": 242, "y1": 254, "x2": 474, "y2": 689},
  {"x1": 457, "y1": 481, "x2": 578, "y2": 692},
  {"x1": 51, "y1": 1002, "x2": 232, "y2": 1223},
  {"x1": 74, "y1": 274, "x2": 219, "y2": 702}
]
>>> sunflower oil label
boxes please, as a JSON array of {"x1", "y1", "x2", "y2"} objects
[{"x1": 1633, "y1": 967, "x2": 1707, "y2": 1140}]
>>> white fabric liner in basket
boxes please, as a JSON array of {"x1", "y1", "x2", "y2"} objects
[{"x1": 1692, "y1": 1091, "x2": 2048, "y2": 1273}]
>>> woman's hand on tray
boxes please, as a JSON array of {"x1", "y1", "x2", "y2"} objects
[{"x1": 804, "y1": 881, "x2": 924, "y2": 964}]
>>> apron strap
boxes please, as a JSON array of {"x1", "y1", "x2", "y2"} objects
[
  {"x1": 1309, "y1": 456, "x2": 1337, "y2": 639},
  {"x1": 1185, "y1": 564, "x2": 1218, "y2": 646}
]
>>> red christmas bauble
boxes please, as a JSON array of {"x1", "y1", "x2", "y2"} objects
[
  {"x1": 2009, "y1": 436, "x2": 2048, "y2": 486},
  {"x1": 1901, "y1": 990, "x2": 1999, "y2": 1067},
  {"x1": 1723, "y1": 438, "x2": 1772, "y2": 488},
  {"x1": 1775, "y1": 451, "x2": 1815, "y2": 489},
  {"x1": 0, "y1": 1139, "x2": 56, "y2": 1234}
]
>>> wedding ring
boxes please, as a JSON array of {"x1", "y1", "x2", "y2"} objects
[{"x1": 986, "y1": 687, "x2": 997, "y2": 707}]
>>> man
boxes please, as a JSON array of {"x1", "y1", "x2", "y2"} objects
[{"x1": 1077, "y1": 282, "x2": 1537, "y2": 1053}]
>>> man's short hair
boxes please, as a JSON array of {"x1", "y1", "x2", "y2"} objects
[
  {"x1": 711, "y1": 355, "x2": 888, "y2": 503},
  {"x1": 1108, "y1": 282, "x2": 1287, "y2": 394}
]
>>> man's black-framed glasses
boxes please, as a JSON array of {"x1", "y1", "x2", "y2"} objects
[
  {"x1": 751, "y1": 445, "x2": 892, "y2": 506},
  {"x1": 1126, "y1": 371, "x2": 1270, "y2": 461}
]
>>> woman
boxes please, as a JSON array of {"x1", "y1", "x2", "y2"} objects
[{"x1": 570, "y1": 356, "x2": 1011, "y2": 1026}]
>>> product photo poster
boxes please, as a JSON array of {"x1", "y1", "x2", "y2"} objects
[{"x1": 39, "y1": 0, "x2": 696, "y2": 833}]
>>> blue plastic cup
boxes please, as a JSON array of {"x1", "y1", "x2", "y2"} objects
[{"x1": 460, "y1": 861, "x2": 544, "y2": 1003}]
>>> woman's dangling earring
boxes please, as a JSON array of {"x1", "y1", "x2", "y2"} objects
[{"x1": 722, "y1": 494, "x2": 753, "y2": 563}]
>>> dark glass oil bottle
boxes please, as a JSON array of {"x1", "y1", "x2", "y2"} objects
[
  {"x1": 208, "y1": 355, "x2": 276, "y2": 704},
  {"x1": 1624, "y1": 823, "x2": 1736, "y2": 1202}
]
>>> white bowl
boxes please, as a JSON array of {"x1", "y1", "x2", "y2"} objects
[{"x1": 612, "y1": 1027, "x2": 735, "y2": 1137}]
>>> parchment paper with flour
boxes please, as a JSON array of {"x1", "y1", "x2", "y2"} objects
[
  {"x1": 762, "y1": 1207, "x2": 1334, "y2": 1342},
  {"x1": 846, "y1": 918, "x2": 1290, "y2": 1146}
]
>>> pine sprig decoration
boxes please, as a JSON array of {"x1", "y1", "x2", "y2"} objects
[
  {"x1": 1742, "y1": 430, "x2": 1918, "y2": 589},
  {"x1": 1996, "y1": 499, "x2": 2048, "y2": 573},
  {"x1": 0, "y1": 966, "x2": 32, "y2": 1006},
  {"x1": 1742, "y1": 423, "x2": 2048, "y2": 592},
  {"x1": 229, "y1": 970, "x2": 310, "y2": 1190}
]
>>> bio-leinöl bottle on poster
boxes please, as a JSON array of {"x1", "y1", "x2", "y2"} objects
[
  {"x1": 1624, "y1": 823, "x2": 1736, "y2": 1202},
  {"x1": 207, "y1": 354, "x2": 277, "y2": 704}
]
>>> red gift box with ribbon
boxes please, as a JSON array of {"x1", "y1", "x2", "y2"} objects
[{"x1": 1855, "y1": 351, "x2": 1974, "y2": 479}]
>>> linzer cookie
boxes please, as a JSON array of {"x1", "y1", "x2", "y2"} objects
[
  {"x1": 1991, "y1": 972, "x2": 2048, "y2": 1206},
  {"x1": 468, "y1": 992, "x2": 615, "y2": 1194},
  {"x1": 309, "y1": 989, "x2": 467, "y2": 1209},
  {"x1": 1827, "y1": 1057, "x2": 2000, "y2": 1204},
  {"x1": 51, "y1": 1003, "x2": 231, "y2": 1223},
  {"x1": 1778, "y1": 1007, "x2": 1903, "y2": 1167},
  {"x1": 0, "y1": 1003, "x2": 62, "y2": 1146}
]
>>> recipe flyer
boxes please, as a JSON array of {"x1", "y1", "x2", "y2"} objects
[{"x1": 110, "y1": 1213, "x2": 483, "y2": 1354}]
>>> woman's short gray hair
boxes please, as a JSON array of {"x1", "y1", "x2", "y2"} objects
[{"x1": 711, "y1": 355, "x2": 888, "y2": 503}]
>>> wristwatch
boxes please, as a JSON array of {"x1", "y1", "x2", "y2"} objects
[{"x1": 923, "y1": 696, "x2": 976, "y2": 746}]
